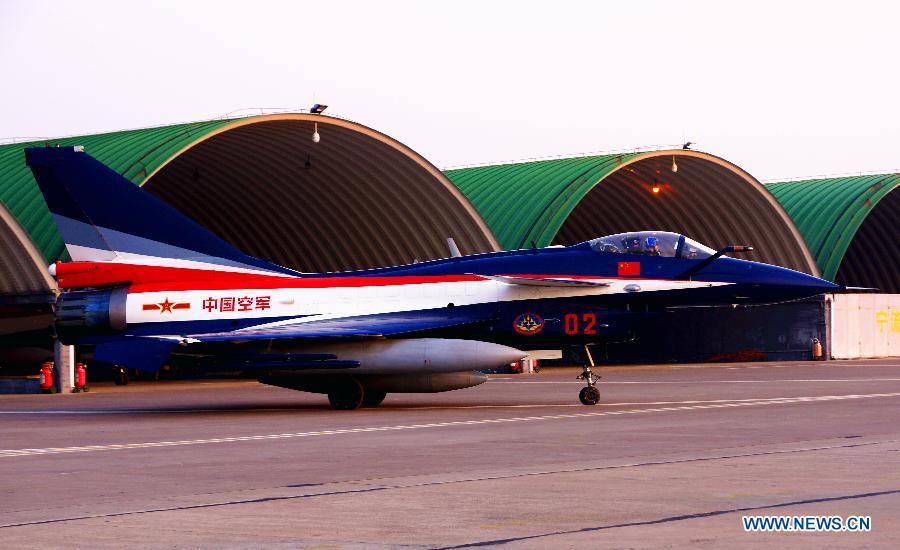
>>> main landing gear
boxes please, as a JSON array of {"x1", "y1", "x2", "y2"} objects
[
  {"x1": 328, "y1": 378, "x2": 365, "y2": 410},
  {"x1": 362, "y1": 391, "x2": 387, "y2": 407},
  {"x1": 327, "y1": 378, "x2": 387, "y2": 410},
  {"x1": 576, "y1": 344, "x2": 602, "y2": 406}
]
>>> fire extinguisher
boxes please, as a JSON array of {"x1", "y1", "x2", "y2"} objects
[
  {"x1": 39, "y1": 361, "x2": 56, "y2": 393},
  {"x1": 74, "y1": 362, "x2": 89, "y2": 392},
  {"x1": 812, "y1": 338, "x2": 823, "y2": 361}
]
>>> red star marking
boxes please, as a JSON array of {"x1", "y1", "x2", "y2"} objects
[{"x1": 158, "y1": 298, "x2": 175, "y2": 314}]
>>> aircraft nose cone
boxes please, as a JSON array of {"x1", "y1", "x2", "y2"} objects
[
  {"x1": 807, "y1": 275, "x2": 842, "y2": 292},
  {"x1": 786, "y1": 270, "x2": 842, "y2": 292},
  {"x1": 761, "y1": 264, "x2": 843, "y2": 299}
]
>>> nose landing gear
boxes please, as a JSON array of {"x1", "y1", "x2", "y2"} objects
[
  {"x1": 579, "y1": 384, "x2": 600, "y2": 406},
  {"x1": 576, "y1": 344, "x2": 601, "y2": 406}
]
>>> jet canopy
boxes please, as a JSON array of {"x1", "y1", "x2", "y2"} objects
[{"x1": 588, "y1": 231, "x2": 716, "y2": 259}]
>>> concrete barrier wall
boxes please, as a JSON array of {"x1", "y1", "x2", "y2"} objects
[{"x1": 830, "y1": 294, "x2": 899, "y2": 359}]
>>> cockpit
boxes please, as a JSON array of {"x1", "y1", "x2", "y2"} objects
[{"x1": 588, "y1": 231, "x2": 717, "y2": 259}]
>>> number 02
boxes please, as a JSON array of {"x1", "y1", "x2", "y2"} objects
[{"x1": 564, "y1": 313, "x2": 597, "y2": 335}]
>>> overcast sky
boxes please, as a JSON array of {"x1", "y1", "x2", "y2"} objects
[{"x1": 1, "y1": 0, "x2": 897, "y2": 180}]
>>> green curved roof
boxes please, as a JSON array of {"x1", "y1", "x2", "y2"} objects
[
  {"x1": 445, "y1": 153, "x2": 643, "y2": 249},
  {"x1": 766, "y1": 174, "x2": 899, "y2": 281},
  {"x1": 0, "y1": 119, "x2": 236, "y2": 262},
  {"x1": 2, "y1": 116, "x2": 896, "y2": 286}
]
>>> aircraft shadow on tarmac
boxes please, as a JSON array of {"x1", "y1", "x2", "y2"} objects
[{"x1": 72, "y1": 399, "x2": 536, "y2": 415}]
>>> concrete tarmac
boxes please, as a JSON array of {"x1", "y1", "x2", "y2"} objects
[{"x1": 1, "y1": 359, "x2": 899, "y2": 548}]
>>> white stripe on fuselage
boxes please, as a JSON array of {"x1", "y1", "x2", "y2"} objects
[
  {"x1": 126, "y1": 278, "x2": 730, "y2": 329},
  {"x1": 66, "y1": 245, "x2": 295, "y2": 277}
]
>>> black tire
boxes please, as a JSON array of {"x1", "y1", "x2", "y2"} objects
[
  {"x1": 327, "y1": 378, "x2": 365, "y2": 410},
  {"x1": 362, "y1": 390, "x2": 387, "y2": 407},
  {"x1": 579, "y1": 386, "x2": 600, "y2": 406}
]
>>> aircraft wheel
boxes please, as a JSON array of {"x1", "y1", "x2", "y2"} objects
[
  {"x1": 362, "y1": 391, "x2": 387, "y2": 407},
  {"x1": 579, "y1": 386, "x2": 600, "y2": 406},
  {"x1": 328, "y1": 379, "x2": 365, "y2": 410}
]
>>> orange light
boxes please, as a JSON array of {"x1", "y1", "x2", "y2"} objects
[{"x1": 651, "y1": 185, "x2": 661, "y2": 194}]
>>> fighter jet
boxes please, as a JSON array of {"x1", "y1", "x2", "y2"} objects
[{"x1": 26, "y1": 146, "x2": 841, "y2": 408}]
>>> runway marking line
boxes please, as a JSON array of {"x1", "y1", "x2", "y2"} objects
[
  {"x1": 4, "y1": 391, "x2": 900, "y2": 416},
  {"x1": 2, "y1": 391, "x2": 900, "y2": 459}
]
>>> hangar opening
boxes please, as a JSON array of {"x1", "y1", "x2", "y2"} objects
[
  {"x1": 0, "y1": 202, "x2": 55, "y2": 367},
  {"x1": 766, "y1": 173, "x2": 899, "y2": 292},
  {"x1": 143, "y1": 115, "x2": 499, "y2": 272},
  {"x1": 552, "y1": 152, "x2": 816, "y2": 273},
  {"x1": 834, "y1": 184, "x2": 898, "y2": 293},
  {"x1": 0, "y1": 202, "x2": 55, "y2": 299}
]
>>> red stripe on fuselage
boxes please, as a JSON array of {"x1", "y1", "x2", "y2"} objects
[
  {"x1": 55, "y1": 262, "x2": 298, "y2": 290},
  {"x1": 56, "y1": 261, "x2": 492, "y2": 292},
  {"x1": 130, "y1": 273, "x2": 486, "y2": 293}
]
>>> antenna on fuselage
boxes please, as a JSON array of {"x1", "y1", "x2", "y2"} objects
[{"x1": 446, "y1": 237, "x2": 462, "y2": 258}]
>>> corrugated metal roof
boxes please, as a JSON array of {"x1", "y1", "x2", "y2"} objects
[
  {"x1": 0, "y1": 114, "x2": 500, "y2": 281},
  {"x1": 766, "y1": 174, "x2": 899, "y2": 281},
  {"x1": 140, "y1": 115, "x2": 499, "y2": 272},
  {"x1": 0, "y1": 119, "x2": 236, "y2": 262},
  {"x1": 0, "y1": 201, "x2": 55, "y2": 294},
  {"x1": 445, "y1": 154, "x2": 642, "y2": 249},
  {"x1": 4, "y1": 113, "x2": 893, "y2": 286}
]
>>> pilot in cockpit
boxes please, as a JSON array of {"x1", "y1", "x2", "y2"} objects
[
  {"x1": 623, "y1": 236, "x2": 643, "y2": 254},
  {"x1": 645, "y1": 236, "x2": 660, "y2": 256},
  {"x1": 590, "y1": 232, "x2": 716, "y2": 260}
]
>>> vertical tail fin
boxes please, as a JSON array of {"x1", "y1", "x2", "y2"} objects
[{"x1": 25, "y1": 146, "x2": 297, "y2": 276}]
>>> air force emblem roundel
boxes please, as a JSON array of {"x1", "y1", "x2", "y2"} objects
[{"x1": 513, "y1": 313, "x2": 545, "y2": 335}]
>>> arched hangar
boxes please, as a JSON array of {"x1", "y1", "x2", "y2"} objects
[
  {"x1": 767, "y1": 173, "x2": 899, "y2": 293},
  {"x1": 0, "y1": 201, "x2": 55, "y2": 344},
  {"x1": 0, "y1": 201, "x2": 55, "y2": 297},
  {"x1": 0, "y1": 113, "x2": 500, "y2": 296},
  {"x1": 445, "y1": 151, "x2": 820, "y2": 276},
  {"x1": 1, "y1": 115, "x2": 896, "y2": 298}
]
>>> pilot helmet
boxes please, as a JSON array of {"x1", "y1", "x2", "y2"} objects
[{"x1": 645, "y1": 236, "x2": 659, "y2": 248}]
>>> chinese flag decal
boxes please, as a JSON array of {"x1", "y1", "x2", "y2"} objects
[{"x1": 618, "y1": 262, "x2": 640, "y2": 277}]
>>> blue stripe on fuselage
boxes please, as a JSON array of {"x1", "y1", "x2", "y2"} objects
[{"x1": 121, "y1": 315, "x2": 300, "y2": 337}]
